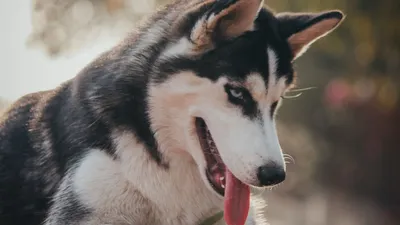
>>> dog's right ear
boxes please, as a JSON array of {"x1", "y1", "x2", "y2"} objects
[{"x1": 188, "y1": 0, "x2": 264, "y2": 50}]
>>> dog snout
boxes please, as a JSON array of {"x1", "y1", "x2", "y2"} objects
[{"x1": 257, "y1": 164, "x2": 286, "y2": 186}]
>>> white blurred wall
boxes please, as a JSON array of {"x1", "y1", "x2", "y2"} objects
[{"x1": 0, "y1": 0, "x2": 120, "y2": 101}]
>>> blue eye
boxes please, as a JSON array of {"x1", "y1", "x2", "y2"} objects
[
  {"x1": 224, "y1": 85, "x2": 258, "y2": 118},
  {"x1": 229, "y1": 88, "x2": 243, "y2": 99}
]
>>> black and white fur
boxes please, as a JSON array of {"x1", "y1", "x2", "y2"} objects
[{"x1": 0, "y1": 0, "x2": 344, "y2": 224}]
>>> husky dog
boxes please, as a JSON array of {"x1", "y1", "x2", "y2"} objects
[{"x1": 0, "y1": 0, "x2": 344, "y2": 224}]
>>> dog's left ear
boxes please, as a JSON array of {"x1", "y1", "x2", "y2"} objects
[
  {"x1": 190, "y1": 0, "x2": 264, "y2": 50},
  {"x1": 277, "y1": 10, "x2": 345, "y2": 59}
]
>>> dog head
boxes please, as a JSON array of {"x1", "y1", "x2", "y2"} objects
[{"x1": 148, "y1": 0, "x2": 344, "y2": 196}]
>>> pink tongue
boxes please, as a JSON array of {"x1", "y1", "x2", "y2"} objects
[{"x1": 224, "y1": 169, "x2": 250, "y2": 225}]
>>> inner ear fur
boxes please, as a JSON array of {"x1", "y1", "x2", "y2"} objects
[
  {"x1": 190, "y1": 0, "x2": 264, "y2": 49},
  {"x1": 277, "y1": 10, "x2": 345, "y2": 58}
]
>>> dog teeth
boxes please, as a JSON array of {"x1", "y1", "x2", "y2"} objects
[{"x1": 220, "y1": 177, "x2": 225, "y2": 189}]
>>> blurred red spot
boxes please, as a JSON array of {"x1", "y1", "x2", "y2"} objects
[{"x1": 325, "y1": 79, "x2": 351, "y2": 108}]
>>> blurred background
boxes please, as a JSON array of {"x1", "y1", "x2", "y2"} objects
[{"x1": 0, "y1": 0, "x2": 399, "y2": 224}]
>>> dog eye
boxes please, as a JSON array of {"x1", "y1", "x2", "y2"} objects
[
  {"x1": 224, "y1": 85, "x2": 251, "y2": 105},
  {"x1": 229, "y1": 88, "x2": 243, "y2": 99}
]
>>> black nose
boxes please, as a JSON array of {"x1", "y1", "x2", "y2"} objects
[{"x1": 257, "y1": 164, "x2": 286, "y2": 186}]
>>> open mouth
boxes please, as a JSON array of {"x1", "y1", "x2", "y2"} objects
[
  {"x1": 195, "y1": 117, "x2": 252, "y2": 225},
  {"x1": 195, "y1": 118, "x2": 226, "y2": 196}
]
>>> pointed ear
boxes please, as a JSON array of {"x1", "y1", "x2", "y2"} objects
[
  {"x1": 277, "y1": 10, "x2": 345, "y2": 59},
  {"x1": 190, "y1": 0, "x2": 264, "y2": 49}
]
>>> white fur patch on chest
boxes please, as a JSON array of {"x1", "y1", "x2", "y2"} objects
[{"x1": 71, "y1": 131, "x2": 223, "y2": 225}]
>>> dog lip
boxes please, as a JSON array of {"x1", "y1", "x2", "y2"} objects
[{"x1": 195, "y1": 117, "x2": 226, "y2": 196}]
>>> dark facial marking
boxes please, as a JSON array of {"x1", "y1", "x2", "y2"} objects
[
  {"x1": 255, "y1": 8, "x2": 295, "y2": 84},
  {"x1": 155, "y1": 8, "x2": 296, "y2": 87},
  {"x1": 224, "y1": 84, "x2": 260, "y2": 119}
]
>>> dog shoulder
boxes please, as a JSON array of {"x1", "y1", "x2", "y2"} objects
[{"x1": 0, "y1": 88, "x2": 63, "y2": 224}]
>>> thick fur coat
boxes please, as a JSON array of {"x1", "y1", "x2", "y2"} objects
[{"x1": 0, "y1": 0, "x2": 344, "y2": 224}]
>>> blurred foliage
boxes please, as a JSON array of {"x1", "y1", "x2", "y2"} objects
[
  {"x1": 28, "y1": 0, "x2": 160, "y2": 56},
  {"x1": 267, "y1": 0, "x2": 400, "y2": 223},
  {"x1": 269, "y1": 0, "x2": 400, "y2": 77}
]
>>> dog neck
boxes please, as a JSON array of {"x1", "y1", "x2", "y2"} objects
[{"x1": 112, "y1": 130, "x2": 223, "y2": 224}]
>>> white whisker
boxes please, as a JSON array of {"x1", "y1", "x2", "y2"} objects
[
  {"x1": 283, "y1": 153, "x2": 295, "y2": 164},
  {"x1": 287, "y1": 87, "x2": 317, "y2": 92}
]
